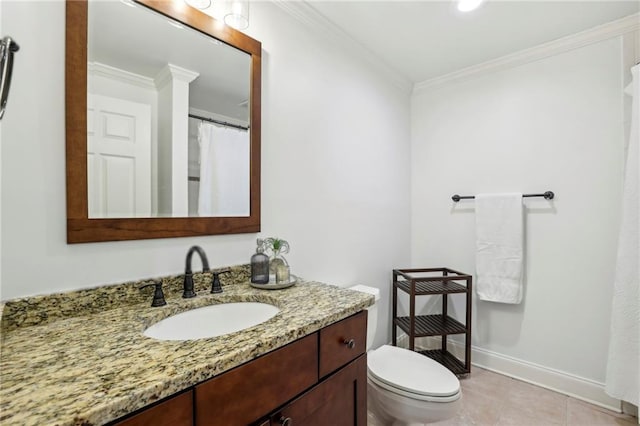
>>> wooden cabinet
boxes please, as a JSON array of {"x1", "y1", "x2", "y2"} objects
[
  {"x1": 195, "y1": 334, "x2": 319, "y2": 425},
  {"x1": 111, "y1": 311, "x2": 367, "y2": 426},
  {"x1": 270, "y1": 355, "x2": 367, "y2": 426}
]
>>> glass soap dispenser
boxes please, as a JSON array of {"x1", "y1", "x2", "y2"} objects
[{"x1": 251, "y1": 238, "x2": 269, "y2": 284}]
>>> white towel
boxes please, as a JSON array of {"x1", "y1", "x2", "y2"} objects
[{"x1": 475, "y1": 193, "x2": 524, "y2": 304}]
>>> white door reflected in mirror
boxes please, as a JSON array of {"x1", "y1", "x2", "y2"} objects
[{"x1": 87, "y1": 94, "x2": 151, "y2": 218}]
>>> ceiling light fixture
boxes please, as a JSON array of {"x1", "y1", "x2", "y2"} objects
[
  {"x1": 457, "y1": 0, "x2": 484, "y2": 12},
  {"x1": 224, "y1": 0, "x2": 250, "y2": 30}
]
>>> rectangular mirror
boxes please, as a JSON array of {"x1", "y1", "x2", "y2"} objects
[{"x1": 66, "y1": 0, "x2": 262, "y2": 243}]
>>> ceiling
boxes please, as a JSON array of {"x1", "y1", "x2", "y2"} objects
[
  {"x1": 305, "y1": 1, "x2": 640, "y2": 84},
  {"x1": 89, "y1": 0, "x2": 251, "y2": 121},
  {"x1": 86, "y1": 0, "x2": 639, "y2": 101}
]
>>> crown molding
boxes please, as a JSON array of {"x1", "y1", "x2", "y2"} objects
[
  {"x1": 154, "y1": 63, "x2": 200, "y2": 88},
  {"x1": 88, "y1": 62, "x2": 156, "y2": 90},
  {"x1": 271, "y1": 0, "x2": 413, "y2": 95},
  {"x1": 415, "y1": 12, "x2": 640, "y2": 93}
]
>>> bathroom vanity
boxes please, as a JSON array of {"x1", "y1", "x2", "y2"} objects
[
  {"x1": 114, "y1": 311, "x2": 367, "y2": 425},
  {"x1": 0, "y1": 269, "x2": 373, "y2": 425}
]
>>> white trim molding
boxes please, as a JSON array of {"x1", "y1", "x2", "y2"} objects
[
  {"x1": 414, "y1": 12, "x2": 640, "y2": 93},
  {"x1": 468, "y1": 344, "x2": 622, "y2": 413},
  {"x1": 88, "y1": 62, "x2": 155, "y2": 90},
  {"x1": 394, "y1": 333, "x2": 622, "y2": 413},
  {"x1": 271, "y1": 0, "x2": 413, "y2": 95},
  {"x1": 154, "y1": 63, "x2": 199, "y2": 89}
]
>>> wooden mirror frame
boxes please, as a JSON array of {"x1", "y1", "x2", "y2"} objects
[{"x1": 66, "y1": 0, "x2": 261, "y2": 243}]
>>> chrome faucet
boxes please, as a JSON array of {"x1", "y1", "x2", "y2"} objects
[{"x1": 183, "y1": 245, "x2": 210, "y2": 298}]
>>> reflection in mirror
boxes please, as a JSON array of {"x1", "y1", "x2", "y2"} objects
[
  {"x1": 65, "y1": 0, "x2": 261, "y2": 243},
  {"x1": 87, "y1": 0, "x2": 250, "y2": 218}
]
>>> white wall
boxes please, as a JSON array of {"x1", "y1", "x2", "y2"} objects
[
  {"x1": 248, "y1": 3, "x2": 412, "y2": 348},
  {"x1": 0, "y1": 0, "x2": 412, "y2": 348},
  {"x1": 411, "y1": 37, "x2": 624, "y2": 390}
]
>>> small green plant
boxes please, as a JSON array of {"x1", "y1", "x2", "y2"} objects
[
  {"x1": 263, "y1": 237, "x2": 290, "y2": 257},
  {"x1": 263, "y1": 237, "x2": 290, "y2": 273}
]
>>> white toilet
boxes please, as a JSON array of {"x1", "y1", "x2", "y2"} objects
[{"x1": 350, "y1": 285, "x2": 462, "y2": 426}]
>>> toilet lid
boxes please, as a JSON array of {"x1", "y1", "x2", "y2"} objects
[{"x1": 368, "y1": 345, "x2": 460, "y2": 398}]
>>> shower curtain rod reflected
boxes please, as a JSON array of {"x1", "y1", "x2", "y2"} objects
[
  {"x1": 188, "y1": 113, "x2": 249, "y2": 131},
  {"x1": 451, "y1": 191, "x2": 555, "y2": 202}
]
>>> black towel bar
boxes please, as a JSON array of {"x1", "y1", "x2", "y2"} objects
[{"x1": 451, "y1": 191, "x2": 555, "y2": 202}]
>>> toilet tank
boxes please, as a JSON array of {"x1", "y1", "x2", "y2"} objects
[{"x1": 348, "y1": 285, "x2": 380, "y2": 351}]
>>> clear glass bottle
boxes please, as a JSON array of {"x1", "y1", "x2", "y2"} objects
[{"x1": 250, "y1": 239, "x2": 269, "y2": 284}]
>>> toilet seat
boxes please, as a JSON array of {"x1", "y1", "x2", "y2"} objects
[{"x1": 368, "y1": 345, "x2": 461, "y2": 403}]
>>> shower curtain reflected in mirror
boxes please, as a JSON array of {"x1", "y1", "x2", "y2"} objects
[{"x1": 192, "y1": 121, "x2": 250, "y2": 217}]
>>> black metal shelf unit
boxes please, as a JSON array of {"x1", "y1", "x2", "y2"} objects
[{"x1": 392, "y1": 268, "x2": 472, "y2": 375}]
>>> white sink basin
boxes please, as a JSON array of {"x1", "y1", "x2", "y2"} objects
[{"x1": 143, "y1": 302, "x2": 279, "y2": 341}]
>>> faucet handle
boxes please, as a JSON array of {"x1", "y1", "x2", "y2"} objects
[
  {"x1": 183, "y1": 272, "x2": 196, "y2": 298},
  {"x1": 140, "y1": 281, "x2": 167, "y2": 307},
  {"x1": 211, "y1": 269, "x2": 231, "y2": 294}
]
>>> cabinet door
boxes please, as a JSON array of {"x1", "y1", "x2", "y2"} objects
[
  {"x1": 112, "y1": 390, "x2": 193, "y2": 426},
  {"x1": 270, "y1": 354, "x2": 367, "y2": 426}
]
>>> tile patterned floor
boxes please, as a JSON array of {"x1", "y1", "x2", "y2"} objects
[{"x1": 431, "y1": 367, "x2": 638, "y2": 426}]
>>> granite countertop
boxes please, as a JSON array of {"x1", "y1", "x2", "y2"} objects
[{"x1": 0, "y1": 268, "x2": 374, "y2": 426}]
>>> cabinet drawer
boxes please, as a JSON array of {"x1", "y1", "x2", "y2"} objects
[
  {"x1": 112, "y1": 390, "x2": 193, "y2": 426},
  {"x1": 319, "y1": 311, "x2": 367, "y2": 378},
  {"x1": 195, "y1": 333, "x2": 318, "y2": 425}
]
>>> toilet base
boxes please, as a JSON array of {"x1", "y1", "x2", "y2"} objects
[
  {"x1": 367, "y1": 378, "x2": 461, "y2": 426},
  {"x1": 368, "y1": 409, "x2": 426, "y2": 426},
  {"x1": 367, "y1": 407, "x2": 435, "y2": 426}
]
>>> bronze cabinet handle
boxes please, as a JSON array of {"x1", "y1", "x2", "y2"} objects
[
  {"x1": 279, "y1": 416, "x2": 292, "y2": 426},
  {"x1": 343, "y1": 339, "x2": 356, "y2": 349}
]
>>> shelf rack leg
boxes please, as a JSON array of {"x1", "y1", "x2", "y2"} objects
[
  {"x1": 392, "y1": 270, "x2": 398, "y2": 346},
  {"x1": 442, "y1": 269, "x2": 448, "y2": 354},
  {"x1": 465, "y1": 275, "x2": 473, "y2": 372},
  {"x1": 409, "y1": 279, "x2": 415, "y2": 351}
]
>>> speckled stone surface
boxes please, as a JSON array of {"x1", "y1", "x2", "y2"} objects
[
  {"x1": 0, "y1": 265, "x2": 251, "y2": 332},
  {"x1": 0, "y1": 267, "x2": 373, "y2": 426}
]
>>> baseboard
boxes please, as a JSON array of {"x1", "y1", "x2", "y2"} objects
[{"x1": 394, "y1": 334, "x2": 622, "y2": 413}]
